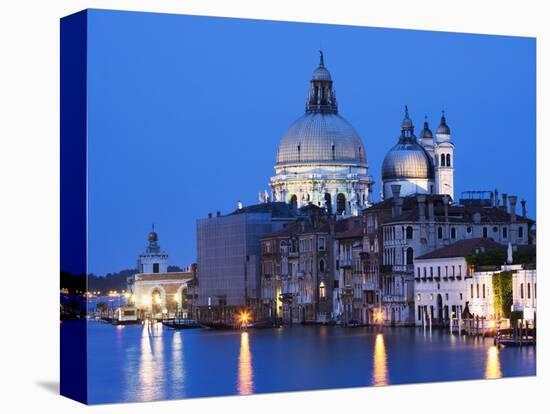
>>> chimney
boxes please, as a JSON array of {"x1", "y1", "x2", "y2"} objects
[
  {"x1": 502, "y1": 193, "x2": 508, "y2": 212},
  {"x1": 427, "y1": 198, "x2": 435, "y2": 221},
  {"x1": 391, "y1": 185, "x2": 403, "y2": 218},
  {"x1": 521, "y1": 199, "x2": 526, "y2": 218},
  {"x1": 509, "y1": 196, "x2": 518, "y2": 222},
  {"x1": 494, "y1": 189, "x2": 499, "y2": 207},
  {"x1": 417, "y1": 195, "x2": 427, "y2": 221}
]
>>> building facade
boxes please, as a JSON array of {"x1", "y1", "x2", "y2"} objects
[
  {"x1": 128, "y1": 229, "x2": 195, "y2": 318},
  {"x1": 196, "y1": 203, "x2": 295, "y2": 322}
]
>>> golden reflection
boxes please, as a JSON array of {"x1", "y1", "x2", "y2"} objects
[
  {"x1": 373, "y1": 333, "x2": 388, "y2": 386},
  {"x1": 238, "y1": 332, "x2": 254, "y2": 395},
  {"x1": 485, "y1": 345, "x2": 502, "y2": 379},
  {"x1": 138, "y1": 321, "x2": 164, "y2": 401}
]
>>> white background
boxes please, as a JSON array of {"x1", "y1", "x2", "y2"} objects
[{"x1": 0, "y1": 0, "x2": 546, "y2": 412}]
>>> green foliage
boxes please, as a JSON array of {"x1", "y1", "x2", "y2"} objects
[
  {"x1": 492, "y1": 271, "x2": 513, "y2": 318},
  {"x1": 466, "y1": 248, "x2": 536, "y2": 269}
]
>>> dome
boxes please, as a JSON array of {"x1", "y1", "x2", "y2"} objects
[
  {"x1": 420, "y1": 120, "x2": 433, "y2": 139},
  {"x1": 382, "y1": 141, "x2": 435, "y2": 180},
  {"x1": 312, "y1": 66, "x2": 331, "y2": 81},
  {"x1": 437, "y1": 113, "x2": 451, "y2": 135},
  {"x1": 276, "y1": 113, "x2": 367, "y2": 166}
]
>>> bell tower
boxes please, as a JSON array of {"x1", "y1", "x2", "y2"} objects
[
  {"x1": 434, "y1": 111, "x2": 455, "y2": 200},
  {"x1": 137, "y1": 224, "x2": 168, "y2": 274}
]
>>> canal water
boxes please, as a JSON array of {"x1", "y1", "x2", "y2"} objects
[{"x1": 81, "y1": 321, "x2": 535, "y2": 404}]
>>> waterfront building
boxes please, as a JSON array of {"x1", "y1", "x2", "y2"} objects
[
  {"x1": 270, "y1": 52, "x2": 373, "y2": 215},
  {"x1": 361, "y1": 189, "x2": 534, "y2": 326},
  {"x1": 196, "y1": 202, "x2": 295, "y2": 322},
  {"x1": 333, "y1": 217, "x2": 365, "y2": 324},
  {"x1": 260, "y1": 205, "x2": 336, "y2": 323},
  {"x1": 466, "y1": 245, "x2": 536, "y2": 322},
  {"x1": 128, "y1": 228, "x2": 195, "y2": 317},
  {"x1": 413, "y1": 238, "x2": 503, "y2": 326}
]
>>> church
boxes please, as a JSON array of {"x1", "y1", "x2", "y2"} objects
[{"x1": 270, "y1": 52, "x2": 455, "y2": 213}]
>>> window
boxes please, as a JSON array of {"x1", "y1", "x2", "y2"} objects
[
  {"x1": 476, "y1": 284, "x2": 480, "y2": 298},
  {"x1": 519, "y1": 226, "x2": 524, "y2": 238},
  {"x1": 336, "y1": 193, "x2": 346, "y2": 214},
  {"x1": 430, "y1": 267, "x2": 433, "y2": 277},
  {"x1": 423, "y1": 267, "x2": 427, "y2": 278},
  {"x1": 417, "y1": 267, "x2": 421, "y2": 278},
  {"x1": 482, "y1": 284, "x2": 486, "y2": 299},
  {"x1": 502, "y1": 227, "x2": 508, "y2": 239},
  {"x1": 438, "y1": 227, "x2": 443, "y2": 239},
  {"x1": 153, "y1": 263, "x2": 160, "y2": 273},
  {"x1": 452, "y1": 266, "x2": 455, "y2": 277},
  {"x1": 460, "y1": 293, "x2": 463, "y2": 300},
  {"x1": 406, "y1": 226, "x2": 413, "y2": 240},
  {"x1": 445, "y1": 266, "x2": 448, "y2": 277},
  {"x1": 406, "y1": 247, "x2": 414, "y2": 265},
  {"x1": 445, "y1": 293, "x2": 449, "y2": 300},
  {"x1": 417, "y1": 294, "x2": 421, "y2": 301},
  {"x1": 319, "y1": 259, "x2": 325, "y2": 273},
  {"x1": 318, "y1": 237, "x2": 325, "y2": 251},
  {"x1": 418, "y1": 306, "x2": 422, "y2": 321},
  {"x1": 441, "y1": 153, "x2": 446, "y2": 167},
  {"x1": 467, "y1": 226, "x2": 472, "y2": 234},
  {"x1": 437, "y1": 266, "x2": 441, "y2": 277},
  {"x1": 520, "y1": 283, "x2": 524, "y2": 299},
  {"x1": 319, "y1": 282, "x2": 326, "y2": 299},
  {"x1": 451, "y1": 227, "x2": 456, "y2": 239},
  {"x1": 446, "y1": 153, "x2": 451, "y2": 167},
  {"x1": 290, "y1": 194, "x2": 298, "y2": 210},
  {"x1": 527, "y1": 283, "x2": 531, "y2": 299},
  {"x1": 458, "y1": 265, "x2": 462, "y2": 276},
  {"x1": 483, "y1": 227, "x2": 488, "y2": 238},
  {"x1": 471, "y1": 284, "x2": 474, "y2": 298}
]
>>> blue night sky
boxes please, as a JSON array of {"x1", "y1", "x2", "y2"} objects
[{"x1": 86, "y1": 9, "x2": 535, "y2": 276}]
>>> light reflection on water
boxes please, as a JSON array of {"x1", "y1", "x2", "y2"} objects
[
  {"x1": 83, "y1": 323, "x2": 535, "y2": 404},
  {"x1": 372, "y1": 333, "x2": 388, "y2": 386},
  {"x1": 238, "y1": 332, "x2": 254, "y2": 395},
  {"x1": 485, "y1": 346, "x2": 502, "y2": 379}
]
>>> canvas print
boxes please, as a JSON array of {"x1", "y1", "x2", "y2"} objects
[{"x1": 60, "y1": 9, "x2": 536, "y2": 405}]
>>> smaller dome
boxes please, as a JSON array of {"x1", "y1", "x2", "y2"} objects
[
  {"x1": 420, "y1": 119, "x2": 433, "y2": 140},
  {"x1": 382, "y1": 142, "x2": 435, "y2": 180},
  {"x1": 312, "y1": 66, "x2": 331, "y2": 81},
  {"x1": 437, "y1": 113, "x2": 451, "y2": 135},
  {"x1": 148, "y1": 231, "x2": 158, "y2": 242}
]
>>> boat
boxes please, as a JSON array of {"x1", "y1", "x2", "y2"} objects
[
  {"x1": 162, "y1": 319, "x2": 201, "y2": 329},
  {"x1": 199, "y1": 321, "x2": 236, "y2": 330}
]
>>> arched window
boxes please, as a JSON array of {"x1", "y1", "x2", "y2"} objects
[
  {"x1": 437, "y1": 227, "x2": 443, "y2": 239},
  {"x1": 290, "y1": 194, "x2": 297, "y2": 210},
  {"x1": 319, "y1": 259, "x2": 325, "y2": 273},
  {"x1": 446, "y1": 153, "x2": 451, "y2": 167},
  {"x1": 441, "y1": 153, "x2": 446, "y2": 167},
  {"x1": 406, "y1": 247, "x2": 414, "y2": 265},
  {"x1": 319, "y1": 282, "x2": 326, "y2": 299},
  {"x1": 406, "y1": 226, "x2": 413, "y2": 240},
  {"x1": 336, "y1": 193, "x2": 346, "y2": 214}
]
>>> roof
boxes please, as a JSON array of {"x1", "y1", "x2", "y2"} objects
[
  {"x1": 415, "y1": 238, "x2": 504, "y2": 260},
  {"x1": 135, "y1": 272, "x2": 193, "y2": 282},
  {"x1": 229, "y1": 202, "x2": 296, "y2": 218},
  {"x1": 335, "y1": 218, "x2": 363, "y2": 239},
  {"x1": 363, "y1": 194, "x2": 534, "y2": 225}
]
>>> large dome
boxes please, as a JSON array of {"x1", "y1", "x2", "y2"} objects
[
  {"x1": 382, "y1": 141, "x2": 435, "y2": 180},
  {"x1": 276, "y1": 113, "x2": 367, "y2": 166}
]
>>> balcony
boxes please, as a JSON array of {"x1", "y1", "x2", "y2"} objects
[{"x1": 362, "y1": 281, "x2": 377, "y2": 291}]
